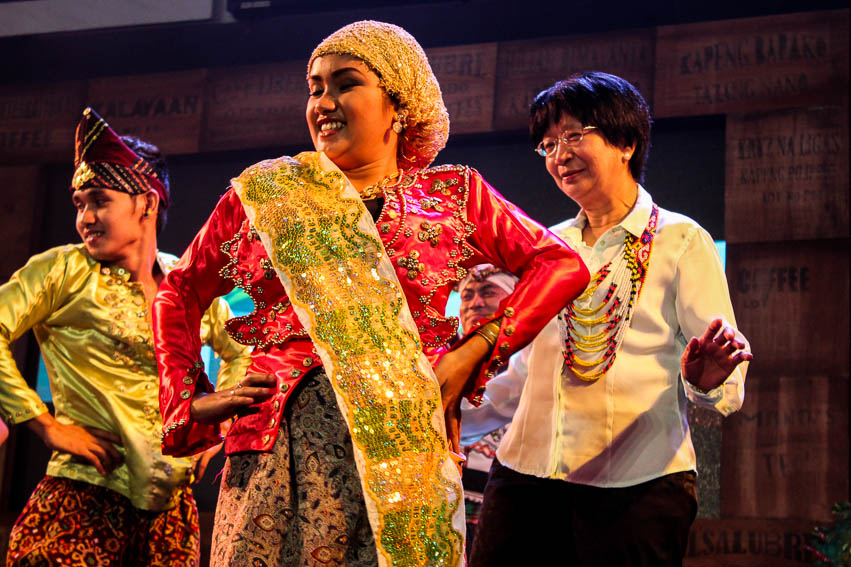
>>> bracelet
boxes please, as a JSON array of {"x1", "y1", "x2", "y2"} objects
[
  {"x1": 681, "y1": 370, "x2": 713, "y2": 395},
  {"x1": 474, "y1": 318, "x2": 502, "y2": 347}
]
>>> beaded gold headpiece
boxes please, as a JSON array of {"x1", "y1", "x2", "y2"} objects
[{"x1": 309, "y1": 20, "x2": 449, "y2": 169}]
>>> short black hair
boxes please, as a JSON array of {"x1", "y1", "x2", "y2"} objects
[
  {"x1": 529, "y1": 71, "x2": 652, "y2": 182},
  {"x1": 120, "y1": 135, "x2": 170, "y2": 234}
]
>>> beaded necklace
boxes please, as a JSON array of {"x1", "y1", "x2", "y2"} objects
[
  {"x1": 561, "y1": 204, "x2": 659, "y2": 381},
  {"x1": 357, "y1": 169, "x2": 402, "y2": 200}
]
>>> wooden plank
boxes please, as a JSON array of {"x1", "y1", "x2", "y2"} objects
[
  {"x1": 685, "y1": 517, "x2": 820, "y2": 566},
  {"x1": 720, "y1": 374, "x2": 848, "y2": 522},
  {"x1": 688, "y1": 405, "x2": 722, "y2": 518},
  {"x1": 427, "y1": 43, "x2": 497, "y2": 135},
  {"x1": 201, "y1": 61, "x2": 311, "y2": 152},
  {"x1": 655, "y1": 10, "x2": 849, "y2": 117},
  {"x1": 0, "y1": 166, "x2": 43, "y2": 281},
  {"x1": 87, "y1": 70, "x2": 206, "y2": 155},
  {"x1": 0, "y1": 513, "x2": 16, "y2": 566},
  {"x1": 0, "y1": 81, "x2": 85, "y2": 164},
  {"x1": 725, "y1": 107, "x2": 849, "y2": 243},
  {"x1": 727, "y1": 239, "x2": 849, "y2": 375},
  {"x1": 0, "y1": 166, "x2": 44, "y2": 511},
  {"x1": 494, "y1": 30, "x2": 655, "y2": 131}
]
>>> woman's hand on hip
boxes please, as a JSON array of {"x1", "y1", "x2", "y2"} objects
[{"x1": 190, "y1": 372, "x2": 277, "y2": 424}]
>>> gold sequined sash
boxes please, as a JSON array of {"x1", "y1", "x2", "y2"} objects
[{"x1": 232, "y1": 152, "x2": 464, "y2": 567}]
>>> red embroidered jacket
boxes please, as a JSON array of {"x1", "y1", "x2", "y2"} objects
[{"x1": 154, "y1": 165, "x2": 589, "y2": 457}]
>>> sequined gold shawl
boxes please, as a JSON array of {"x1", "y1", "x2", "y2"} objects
[{"x1": 231, "y1": 151, "x2": 464, "y2": 567}]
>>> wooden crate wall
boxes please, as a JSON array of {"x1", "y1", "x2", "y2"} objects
[{"x1": 0, "y1": 9, "x2": 847, "y2": 567}]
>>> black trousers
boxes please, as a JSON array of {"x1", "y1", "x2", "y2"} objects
[{"x1": 468, "y1": 460, "x2": 697, "y2": 567}]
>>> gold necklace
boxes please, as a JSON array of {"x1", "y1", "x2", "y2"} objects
[{"x1": 358, "y1": 170, "x2": 402, "y2": 200}]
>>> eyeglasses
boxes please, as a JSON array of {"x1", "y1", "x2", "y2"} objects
[{"x1": 534, "y1": 126, "x2": 597, "y2": 157}]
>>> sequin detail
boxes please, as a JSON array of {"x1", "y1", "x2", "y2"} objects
[{"x1": 233, "y1": 152, "x2": 463, "y2": 567}]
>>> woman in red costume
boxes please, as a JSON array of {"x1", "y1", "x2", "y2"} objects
[{"x1": 153, "y1": 20, "x2": 588, "y2": 567}]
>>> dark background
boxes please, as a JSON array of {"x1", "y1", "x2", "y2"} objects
[{"x1": 0, "y1": 0, "x2": 846, "y2": 558}]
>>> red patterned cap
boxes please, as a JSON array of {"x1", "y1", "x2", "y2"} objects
[{"x1": 71, "y1": 107, "x2": 169, "y2": 208}]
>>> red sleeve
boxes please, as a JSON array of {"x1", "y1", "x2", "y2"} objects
[
  {"x1": 154, "y1": 189, "x2": 246, "y2": 456},
  {"x1": 462, "y1": 170, "x2": 589, "y2": 404}
]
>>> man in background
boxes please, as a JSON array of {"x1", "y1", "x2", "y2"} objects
[{"x1": 457, "y1": 264, "x2": 522, "y2": 553}]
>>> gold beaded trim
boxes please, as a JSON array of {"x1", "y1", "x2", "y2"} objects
[{"x1": 358, "y1": 169, "x2": 402, "y2": 201}]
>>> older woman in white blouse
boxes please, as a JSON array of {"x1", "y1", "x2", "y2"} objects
[{"x1": 468, "y1": 72, "x2": 752, "y2": 567}]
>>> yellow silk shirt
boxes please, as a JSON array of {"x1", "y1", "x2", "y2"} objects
[{"x1": 0, "y1": 244, "x2": 251, "y2": 511}]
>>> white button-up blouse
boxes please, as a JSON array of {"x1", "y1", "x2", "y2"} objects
[{"x1": 474, "y1": 186, "x2": 748, "y2": 488}]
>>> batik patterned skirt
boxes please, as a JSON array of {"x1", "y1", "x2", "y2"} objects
[
  {"x1": 211, "y1": 369, "x2": 377, "y2": 567},
  {"x1": 6, "y1": 475, "x2": 199, "y2": 567}
]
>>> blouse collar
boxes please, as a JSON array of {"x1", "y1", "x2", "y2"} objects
[{"x1": 552, "y1": 185, "x2": 653, "y2": 244}]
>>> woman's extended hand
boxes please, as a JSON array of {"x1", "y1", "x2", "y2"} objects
[
  {"x1": 190, "y1": 373, "x2": 277, "y2": 424},
  {"x1": 436, "y1": 335, "x2": 491, "y2": 453},
  {"x1": 682, "y1": 318, "x2": 753, "y2": 393}
]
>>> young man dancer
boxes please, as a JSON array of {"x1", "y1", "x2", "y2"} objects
[{"x1": 0, "y1": 108, "x2": 250, "y2": 567}]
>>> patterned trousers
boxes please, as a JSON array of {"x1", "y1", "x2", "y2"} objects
[{"x1": 6, "y1": 476, "x2": 200, "y2": 567}]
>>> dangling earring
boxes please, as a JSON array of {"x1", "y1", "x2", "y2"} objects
[{"x1": 392, "y1": 111, "x2": 407, "y2": 134}]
